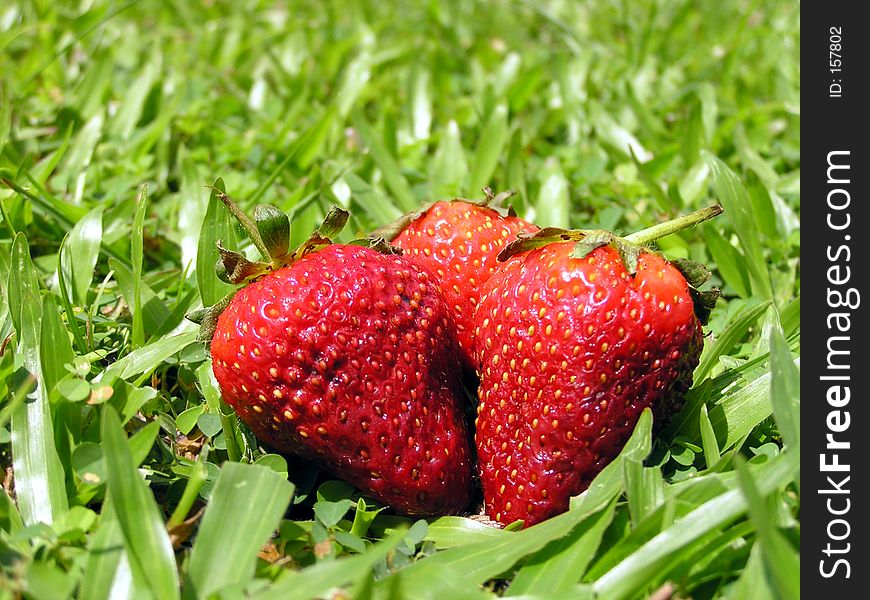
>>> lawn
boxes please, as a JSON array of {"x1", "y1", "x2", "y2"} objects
[{"x1": 0, "y1": 1, "x2": 800, "y2": 598}]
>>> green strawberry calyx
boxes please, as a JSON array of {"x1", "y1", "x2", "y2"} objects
[
  {"x1": 187, "y1": 184, "x2": 399, "y2": 342},
  {"x1": 497, "y1": 204, "x2": 724, "y2": 323}
]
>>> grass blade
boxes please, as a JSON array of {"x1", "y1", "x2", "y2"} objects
[
  {"x1": 725, "y1": 543, "x2": 774, "y2": 600},
  {"x1": 196, "y1": 178, "x2": 238, "y2": 307},
  {"x1": 196, "y1": 362, "x2": 243, "y2": 462},
  {"x1": 712, "y1": 367, "x2": 778, "y2": 451},
  {"x1": 352, "y1": 109, "x2": 417, "y2": 212},
  {"x1": 695, "y1": 300, "x2": 770, "y2": 382},
  {"x1": 0, "y1": 170, "x2": 86, "y2": 232},
  {"x1": 535, "y1": 158, "x2": 570, "y2": 228},
  {"x1": 505, "y1": 498, "x2": 617, "y2": 595},
  {"x1": 131, "y1": 186, "x2": 148, "y2": 348},
  {"x1": 409, "y1": 67, "x2": 432, "y2": 141},
  {"x1": 186, "y1": 462, "x2": 294, "y2": 599},
  {"x1": 378, "y1": 411, "x2": 653, "y2": 595},
  {"x1": 59, "y1": 112, "x2": 104, "y2": 203},
  {"x1": 344, "y1": 172, "x2": 403, "y2": 226},
  {"x1": 101, "y1": 406, "x2": 179, "y2": 600},
  {"x1": 0, "y1": 488, "x2": 24, "y2": 537},
  {"x1": 257, "y1": 531, "x2": 406, "y2": 600},
  {"x1": 0, "y1": 246, "x2": 9, "y2": 339},
  {"x1": 703, "y1": 152, "x2": 774, "y2": 300},
  {"x1": 8, "y1": 235, "x2": 69, "y2": 526},
  {"x1": 630, "y1": 146, "x2": 673, "y2": 212},
  {"x1": 424, "y1": 516, "x2": 510, "y2": 550},
  {"x1": 60, "y1": 206, "x2": 103, "y2": 307},
  {"x1": 335, "y1": 42, "x2": 373, "y2": 119},
  {"x1": 102, "y1": 331, "x2": 198, "y2": 382},
  {"x1": 429, "y1": 120, "x2": 469, "y2": 199},
  {"x1": 592, "y1": 449, "x2": 798, "y2": 600},
  {"x1": 53, "y1": 240, "x2": 82, "y2": 355},
  {"x1": 505, "y1": 129, "x2": 528, "y2": 214},
  {"x1": 698, "y1": 403, "x2": 722, "y2": 468},
  {"x1": 110, "y1": 257, "x2": 171, "y2": 337},
  {"x1": 591, "y1": 104, "x2": 650, "y2": 160},
  {"x1": 177, "y1": 146, "x2": 208, "y2": 274},
  {"x1": 671, "y1": 361, "x2": 786, "y2": 453},
  {"x1": 735, "y1": 458, "x2": 800, "y2": 600},
  {"x1": 39, "y1": 295, "x2": 76, "y2": 394},
  {"x1": 78, "y1": 493, "x2": 146, "y2": 600},
  {"x1": 623, "y1": 460, "x2": 664, "y2": 527},
  {"x1": 468, "y1": 103, "x2": 509, "y2": 194},
  {"x1": 283, "y1": 107, "x2": 336, "y2": 181},
  {"x1": 702, "y1": 226, "x2": 751, "y2": 299},
  {"x1": 769, "y1": 323, "x2": 800, "y2": 450},
  {"x1": 0, "y1": 87, "x2": 10, "y2": 154},
  {"x1": 39, "y1": 294, "x2": 77, "y2": 494},
  {"x1": 109, "y1": 52, "x2": 160, "y2": 139}
]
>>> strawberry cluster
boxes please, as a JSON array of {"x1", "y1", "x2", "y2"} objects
[{"x1": 193, "y1": 188, "x2": 721, "y2": 527}]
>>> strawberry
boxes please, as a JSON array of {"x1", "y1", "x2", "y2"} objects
[
  {"x1": 196, "y1": 195, "x2": 473, "y2": 516},
  {"x1": 472, "y1": 206, "x2": 722, "y2": 526},
  {"x1": 377, "y1": 193, "x2": 539, "y2": 373}
]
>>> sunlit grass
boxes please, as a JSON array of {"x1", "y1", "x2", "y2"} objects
[{"x1": 0, "y1": 1, "x2": 799, "y2": 598}]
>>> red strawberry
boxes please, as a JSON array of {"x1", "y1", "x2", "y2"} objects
[
  {"x1": 200, "y1": 200, "x2": 473, "y2": 516},
  {"x1": 383, "y1": 196, "x2": 539, "y2": 373},
  {"x1": 473, "y1": 207, "x2": 722, "y2": 526}
]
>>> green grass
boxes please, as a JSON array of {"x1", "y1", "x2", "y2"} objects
[{"x1": 1, "y1": 0, "x2": 799, "y2": 598}]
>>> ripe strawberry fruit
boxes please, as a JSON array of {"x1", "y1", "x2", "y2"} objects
[
  {"x1": 378, "y1": 194, "x2": 538, "y2": 372},
  {"x1": 473, "y1": 206, "x2": 722, "y2": 526},
  {"x1": 198, "y1": 197, "x2": 473, "y2": 516}
]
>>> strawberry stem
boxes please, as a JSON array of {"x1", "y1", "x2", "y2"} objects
[
  {"x1": 482, "y1": 187, "x2": 516, "y2": 208},
  {"x1": 624, "y1": 204, "x2": 723, "y2": 246},
  {"x1": 210, "y1": 186, "x2": 273, "y2": 261}
]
